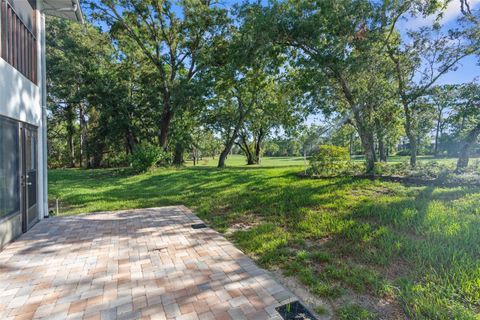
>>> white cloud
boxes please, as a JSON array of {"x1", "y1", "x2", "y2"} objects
[{"x1": 401, "y1": 0, "x2": 480, "y2": 29}]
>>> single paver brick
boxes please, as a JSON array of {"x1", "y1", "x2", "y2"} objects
[
  {"x1": 180, "y1": 302, "x2": 195, "y2": 314},
  {"x1": 163, "y1": 302, "x2": 180, "y2": 318},
  {"x1": 229, "y1": 295, "x2": 250, "y2": 308}
]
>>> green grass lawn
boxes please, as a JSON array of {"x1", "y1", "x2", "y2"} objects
[
  {"x1": 49, "y1": 158, "x2": 480, "y2": 319},
  {"x1": 186, "y1": 154, "x2": 308, "y2": 167},
  {"x1": 187, "y1": 154, "x2": 479, "y2": 168}
]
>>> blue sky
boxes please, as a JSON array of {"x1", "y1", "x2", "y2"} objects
[{"x1": 397, "y1": 0, "x2": 480, "y2": 84}]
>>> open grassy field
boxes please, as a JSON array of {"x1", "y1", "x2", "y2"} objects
[
  {"x1": 49, "y1": 157, "x2": 480, "y2": 319},
  {"x1": 186, "y1": 154, "x2": 308, "y2": 167},
  {"x1": 187, "y1": 154, "x2": 480, "y2": 168}
]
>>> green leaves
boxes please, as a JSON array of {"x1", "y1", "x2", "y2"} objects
[
  {"x1": 308, "y1": 145, "x2": 351, "y2": 176},
  {"x1": 129, "y1": 142, "x2": 169, "y2": 172}
]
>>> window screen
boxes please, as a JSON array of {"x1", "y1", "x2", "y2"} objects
[
  {"x1": 0, "y1": 0, "x2": 37, "y2": 83},
  {"x1": 0, "y1": 117, "x2": 20, "y2": 218}
]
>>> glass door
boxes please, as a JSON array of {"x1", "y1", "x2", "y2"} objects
[{"x1": 21, "y1": 124, "x2": 38, "y2": 232}]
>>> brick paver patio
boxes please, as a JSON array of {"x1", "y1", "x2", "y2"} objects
[{"x1": 0, "y1": 206, "x2": 298, "y2": 320}]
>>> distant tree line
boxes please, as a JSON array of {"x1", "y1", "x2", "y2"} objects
[{"x1": 46, "y1": 0, "x2": 480, "y2": 173}]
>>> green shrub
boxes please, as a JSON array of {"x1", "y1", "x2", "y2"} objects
[
  {"x1": 373, "y1": 161, "x2": 454, "y2": 179},
  {"x1": 409, "y1": 161, "x2": 452, "y2": 179},
  {"x1": 107, "y1": 152, "x2": 129, "y2": 168},
  {"x1": 309, "y1": 145, "x2": 351, "y2": 176},
  {"x1": 345, "y1": 161, "x2": 365, "y2": 175},
  {"x1": 373, "y1": 161, "x2": 410, "y2": 176},
  {"x1": 129, "y1": 143, "x2": 167, "y2": 173}
]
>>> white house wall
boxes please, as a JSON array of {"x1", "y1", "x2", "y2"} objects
[
  {"x1": 0, "y1": 0, "x2": 47, "y2": 248},
  {"x1": 0, "y1": 60, "x2": 42, "y2": 125}
]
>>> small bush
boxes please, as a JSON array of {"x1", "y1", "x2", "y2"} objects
[
  {"x1": 107, "y1": 153, "x2": 129, "y2": 168},
  {"x1": 409, "y1": 161, "x2": 452, "y2": 179},
  {"x1": 345, "y1": 161, "x2": 365, "y2": 175},
  {"x1": 373, "y1": 161, "x2": 455, "y2": 180},
  {"x1": 129, "y1": 143, "x2": 167, "y2": 173},
  {"x1": 373, "y1": 161, "x2": 410, "y2": 176},
  {"x1": 309, "y1": 145, "x2": 351, "y2": 176}
]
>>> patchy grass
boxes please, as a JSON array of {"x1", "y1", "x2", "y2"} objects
[
  {"x1": 188, "y1": 154, "x2": 480, "y2": 168},
  {"x1": 338, "y1": 304, "x2": 376, "y2": 320},
  {"x1": 49, "y1": 160, "x2": 480, "y2": 319},
  {"x1": 186, "y1": 154, "x2": 307, "y2": 167},
  {"x1": 314, "y1": 305, "x2": 329, "y2": 316}
]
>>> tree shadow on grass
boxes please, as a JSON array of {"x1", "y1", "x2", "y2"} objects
[
  {"x1": 327, "y1": 184, "x2": 480, "y2": 310},
  {"x1": 52, "y1": 167, "x2": 309, "y2": 215}
]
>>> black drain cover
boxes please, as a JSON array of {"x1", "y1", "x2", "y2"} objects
[
  {"x1": 276, "y1": 301, "x2": 318, "y2": 320},
  {"x1": 191, "y1": 223, "x2": 207, "y2": 229}
]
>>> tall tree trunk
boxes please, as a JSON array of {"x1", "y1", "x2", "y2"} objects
[
  {"x1": 390, "y1": 48, "x2": 418, "y2": 167},
  {"x1": 218, "y1": 149, "x2": 229, "y2": 168},
  {"x1": 218, "y1": 96, "x2": 250, "y2": 168},
  {"x1": 460, "y1": 115, "x2": 466, "y2": 132},
  {"x1": 92, "y1": 146, "x2": 104, "y2": 168},
  {"x1": 68, "y1": 134, "x2": 75, "y2": 168},
  {"x1": 126, "y1": 130, "x2": 137, "y2": 155},
  {"x1": 90, "y1": 132, "x2": 105, "y2": 168},
  {"x1": 359, "y1": 130, "x2": 376, "y2": 173},
  {"x1": 349, "y1": 133, "x2": 354, "y2": 156},
  {"x1": 378, "y1": 137, "x2": 387, "y2": 162},
  {"x1": 375, "y1": 120, "x2": 387, "y2": 162},
  {"x1": 434, "y1": 111, "x2": 442, "y2": 157},
  {"x1": 218, "y1": 128, "x2": 241, "y2": 168},
  {"x1": 456, "y1": 123, "x2": 480, "y2": 171},
  {"x1": 66, "y1": 104, "x2": 76, "y2": 168},
  {"x1": 333, "y1": 68, "x2": 375, "y2": 173},
  {"x1": 352, "y1": 107, "x2": 376, "y2": 173},
  {"x1": 409, "y1": 135, "x2": 418, "y2": 167},
  {"x1": 159, "y1": 92, "x2": 172, "y2": 149},
  {"x1": 404, "y1": 105, "x2": 417, "y2": 167},
  {"x1": 79, "y1": 104, "x2": 87, "y2": 168},
  {"x1": 357, "y1": 126, "x2": 376, "y2": 173},
  {"x1": 192, "y1": 148, "x2": 197, "y2": 166},
  {"x1": 173, "y1": 143, "x2": 184, "y2": 165},
  {"x1": 239, "y1": 133, "x2": 255, "y2": 165},
  {"x1": 254, "y1": 128, "x2": 264, "y2": 164},
  {"x1": 245, "y1": 154, "x2": 255, "y2": 165}
]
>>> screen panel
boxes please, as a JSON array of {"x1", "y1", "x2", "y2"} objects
[
  {"x1": 0, "y1": 0, "x2": 37, "y2": 83},
  {"x1": 0, "y1": 116, "x2": 20, "y2": 219}
]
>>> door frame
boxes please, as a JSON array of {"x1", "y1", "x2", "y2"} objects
[{"x1": 20, "y1": 123, "x2": 38, "y2": 233}]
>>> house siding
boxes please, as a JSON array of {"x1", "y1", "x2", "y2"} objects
[{"x1": 0, "y1": 0, "x2": 45, "y2": 249}]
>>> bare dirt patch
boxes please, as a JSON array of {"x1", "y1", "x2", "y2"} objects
[
  {"x1": 273, "y1": 266, "x2": 405, "y2": 319},
  {"x1": 384, "y1": 258, "x2": 411, "y2": 283},
  {"x1": 303, "y1": 238, "x2": 408, "y2": 319},
  {"x1": 334, "y1": 290, "x2": 406, "y2": 320},
  {"x1": 224, "y1": 212, "x2": 263, "y2": 235}
]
